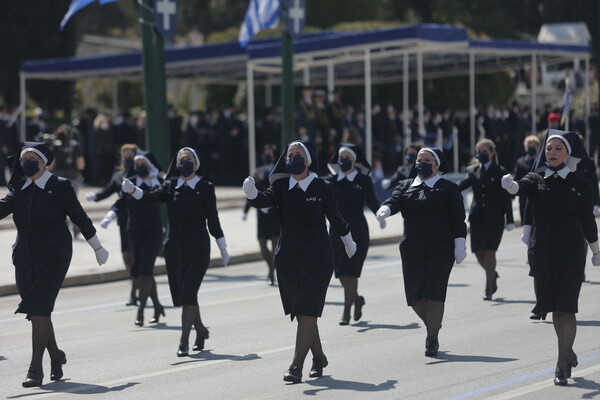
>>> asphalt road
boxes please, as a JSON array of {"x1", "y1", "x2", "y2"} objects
[{"x1": 2, "y1": 229, "x2": 600, "y2": 399}]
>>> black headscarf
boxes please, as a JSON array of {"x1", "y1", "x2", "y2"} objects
[
  {"x1": 408, "y1": 147, "x2": 449, "y2": 178},
  {"x1": 327, "y1": 143, "x2": 372, "y2": 175},
  {"x1": 532, "y1": 129, "x2": 587, "y2": 173},
  {"x1": 165, "y1": 147, "x2": 203, "y2": 179},
  {"x1": 8, "y1": 141, "x2": 55, "y2": 189},
  {"x1": 269, "y1": 140, "x2": 318, "y2": 184}
]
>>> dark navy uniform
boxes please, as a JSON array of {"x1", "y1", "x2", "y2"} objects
[
  {"x1": 94, "y1": 170, "x2": 129, "y2": 252},
  {"x1": 244, "y1": 165, "x2": 280, "y2": 239},
  {"x1": 515, "y1": 153, "x2": 536, "y2": 222},
  {"x1": 141, "y1": 177, "x2": 224, "y2": 306},
  {"x1": 249, "y1": 176, "x2": 350, "y2": 318},
  {"x1": 325, "y1": 172, "x2": 379, "y2": 277},
  {"x1": 0, "y1": 174, "x2": 96, "y2": 316},
  {"x1": 383, "y1": 177, "x2": 466, "y2": 306},
  {"x1": 515, "y1": 170, "x2": 597, "y2": 314},
  {"x1": 458, "y1": 163, "x2": 514, "y2": 252}
]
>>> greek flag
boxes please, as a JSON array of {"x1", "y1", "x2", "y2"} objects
[
  {"x1": 239, "y1": 0, "x2": 280, "y2": 47},
  {"x1": 60, "y1": 0, "x2": 122, "y2": 31},
  {"x1": 561, "y1": 84, "x2": 572, "y2": 125}
]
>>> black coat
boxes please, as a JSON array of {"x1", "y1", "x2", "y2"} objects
[
  {"x1": 457, "y1": 163, "x2": 514, "y2": 252},
  {"x1": 0, "y1": 175, "x2": 96, "y2": 316},
  {"x1": 243, "y1": 165, "x2": 280, "y2": 239},
  {"x1": 141, "y1": 178, "x2": 224, "y2": 306},
  {"x1": 515, "y1": 154, "x2": 536, "y2": 221},
  {"x1": 383, "y1": 178, "x2": 466, "y2": 306},
  {"x1": 325, "y1": 173, "x2": 380, "y2": 277},
  {"x1": 249, "y1": 177, "x2": 350, "y2": 318},
  {"x1": 94, "y1": 170, "x2": 128, "y2": 225},
  {"x1": 516, "y1": 171, "x2": 597, "y2": 314}
]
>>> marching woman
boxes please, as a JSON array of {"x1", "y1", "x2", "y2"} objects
[
  {"x1": 457, "y1": 139, "x2": 514, "y2": 300},
  {"x1": 105, "y1": 151, "x2": 165, "y2": 326},
  {"x1": 88, "y1": 143, "x2": 138, "y2": 306},
  {"x1": 121, "y1": 147, "x2": 229, "y2": 356},
  {"x1": 502, "y1": 131, "x2": 600, "y2": 385},
  {"x1": 243, "y1": 141, "x2": 356, "y2": 383},
  {"x1": 0, "y1": 142, "x2": 109, "y2": 387},
  {"x1": 325, "y1": 143, "x2": 383, "y2": 325},
  {"x1": 376, "y1": 147, "x2": 466, "y2": 357},
  {"x1": 242, "y1": 144, "x2": 280, "y2": 285}
]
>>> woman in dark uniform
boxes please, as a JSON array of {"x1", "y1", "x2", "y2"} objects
[
  {"x1": 243, "y1": 141, "x2": 356, "y2": 383},
  {"x1": 242, "y1": 144, "x2": 280, "y2": 285},
  {"x1": 457, "y1": 139, "x2": 514, "y2": 300},
  {"x1": 502, "y1": 131, "x2": 600, "y2": 385},
  {"x1": 121, "y1": 147, "x2": 229, "y2": 357},
  {"x1": 325, "y1": 143, "x2": 383, "y2": 325},
  {"x1": 0, "y1": 142, "x2": 109, "y2": 387},
  {"x1": 376, "y1": 147, "x2": 466, "y2": 358},
  {"x1": 514, "y1": 135, "x2": 541, "y2": 222},
  {"x1": 381, "y1": 142, "x2": 422, "y2": 190},
  {"x1": 88, "y1": 143, "x2": 138, "y2": 305},
  {"x1": 110, "y1": 152, "x2": 165, "y2": 326}
]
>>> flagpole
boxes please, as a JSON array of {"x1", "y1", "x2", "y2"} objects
[
  {"x1": 563, "y1": 77, "x2": 570, "y2": 131},
  {"x1": 281, "y1": 0, "x2": 295, "y2": 148}
]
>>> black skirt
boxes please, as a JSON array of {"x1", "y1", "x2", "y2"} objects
[
  {"x1": 129, "y1": 222, "x2": 162, "y2": 278},
  {"x1": 257, "y1": 209, "x2": 280, "y2": 239},
  {"x1": 329, "y1": 216, "x2": 370, "y2": 278},
  {"x1": 469, "y1": 216, "x2": 504, "y2": 252}
]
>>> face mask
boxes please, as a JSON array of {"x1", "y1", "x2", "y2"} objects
[
  {"x1": 405, "y1": 154, "x2": 416, "y2": 164},
  {"x1": 527, "y1": 147, "x2": 537, "y2": 156},
  {"x1": 415, "y1": 162, "x2": 433, "y2": 179},
  {"x1": 135, "y1": 165, "x2": 149, "y2": 178},
  {"x1": 476, "y1": 152, "x2": 490, "y2": 164},
  {"x1": 262, "y1": 154, "x2": 273, "y2": 165},
  {"x1": 286, "y1": 156, "x2": 306, "y2": 175},
  {"x1": 123, "y1": 158, "x2": 134, "y2": 171},
  {"x1": 338, "y1": 158, "x2": 353, "y2": 172},
  {"x1": 177, "y1": 160, "x2": 195, "y2": 178},
  {"x1": 21, "y1": 160, "x2": 40, "y2": 177}
]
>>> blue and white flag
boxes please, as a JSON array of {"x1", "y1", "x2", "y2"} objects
[
  {"x1": 561, "y1": 82, "x2": 572, "y2": 125},
  {"x1": 239, "y1": 0, "x2": 280, "y2": 47},
  {"x1": 60, "y1": 0, "x2": 123, "y2": 31}
]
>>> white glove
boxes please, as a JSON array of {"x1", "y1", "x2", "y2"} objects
[
  {"x1": 592, "y1": 253, "x2": 600, "y2": 267},
  {"x1": 341, "y1": 232, "x2": 357, "y2": 258},
  {"x1": 594, "y1": 205, "x2": 600, "y2": 217},
  {"x1": 501, "y1": 174, "x2": 519, "y2": 194},
  {"x1": 381, "y1": 178, "x2": 391, "y2": 190},
  {"x1": 521, "y1": 225, "x2": 532, "y2": 245},
  {"x1": 376, "y1": 205, "x2": 391, "y2": 222},
  {"x1": 505, "y1": 223, "x2": 515, "y2": 232},
  {"x1": 379, "y1": 218, "x2": 387, "y2": 230},
  {"x1": 86, "y1": 193, "x2": 96, "y2": 201},
  {"x1": 241, "y1": 212, "x2": 248, "y2": 221},
  {"x1": 100, "y1": 210, "x2": 117, "y2": 229},
  {"x1": 260, "y1": 207, "x2": 270, "y2": 214},
  {"x1": 87, "y1": 234, "x2": 109, "y2": 265},
  {"x1": 122, "y1": 178, "x2": 135, "y2": 194},
  {"x1": 216, "y1": 237, "x2": 230, "y2": 266},
  {"x1": 242, "y1": 176, "x2": 258, "y2": 200},
  {"x1": 454, "y1": 237, "x2": 467, "y2": 264},
  {"x1": 589, "y1": 240, "x2": 600, "y2": 255}
]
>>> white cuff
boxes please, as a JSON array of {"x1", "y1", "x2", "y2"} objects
[
  {"x1": 216, "y1": 237, "x2": 227, "y2": 250},
  {"x1": 507, "y1": 182, "x2": 519, "y2": 195},
  {"x1": 522, "y1": 225, "x2": 532, "y2": 235},
  {"x1": 132, "y1": 186, "x2": 143, "y2": 200},
  {"x1": 341, "y1": 232, "x2": 354, "y2": 245},
  {"x1": 589, "y1": 240, "x2": 600, "y2": 254},
  {"x1": 87, "y1": 234, "x2": 102, "y2": 250},
  {"x1": 105, "y1": 210, "x2": 117, "y2": 221},
  {"x1": 454, "y1": 237, "x2": 466, "y2": 250}
]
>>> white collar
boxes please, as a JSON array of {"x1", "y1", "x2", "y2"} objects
[
  {"x1": 411, "y1": 174, "x2": 442, "y2": 188},
  {"x1": 176, "y1": 175, "x2": 201, "y2": 189},
  {"x1": 544, "y1": 165, "x2": 571, "y2": 179},
  {"x1": 21, "y1": 170, "x2": 52, "y2": 190},
  {"x1": 289, "y1": 173, "x2": 316, "y2": 192},
  {"x1": 135, "y1": 176, "x2": 160, "y2": 188},
  {"x1": 482, "y1": 160, "x2": 492, "y2": 170},
  {"x1": 337, "y1": 169, "x2": 358, "y2": 182}
]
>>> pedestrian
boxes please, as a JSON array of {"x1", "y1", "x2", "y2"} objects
[
  {"x1": 242, "y1": 140, "x2": 356, "y2": 383},
  {"x1": 106, "y1": 151, "x2": 165, "y2": 326},
  {"x1": 457, "y1": 139, "x2": 514, "y2": 300},
  {"x1": 0, "y1": 142, "x2": 109, "y2": 387},
  {"x1": 121, "y1": 147, "x2": 229, "y2": 356},
  {"x1": 242, "y1": 144, "x2": 280, "y2": 285},
  {"x1": 501, "y1": 130, "x2": 600, "y2": 385},
  {"x1": 514, "y1": 135, "x2": 541, "y2": 222},
  {"x1": 381, "y1": 142, "x2": 422, "y2": 190},
  {"x1": 376, "y1": 147, "x2": 467, "y2": 357},
  {"x1": 88, "y1": 144, "x2": 138, "y2": 306},
  {"x1": 325, "y1": 143, "x2": 383, "y2": 325}
]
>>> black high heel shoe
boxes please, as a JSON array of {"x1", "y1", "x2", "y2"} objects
[
  {"x1": 530, "y1": 312, "x2": 547, "y2": 320},
  {"x1": 22, "y1": 367, "x2": 43, "y2": 388},
  {"x1": 177, "y1": 343, "x2": 189, "y2": 357},
  {"x1": 554, "y1": 367, "x2": 568, "y2": 385},
  {"x1": 283, "y1": 364, "x2": 302, "y2": 383},
  {"x1": 567, "y1": 353, "x2": 578, "y2": 378},
  {"x1": 50, "y1": 350, "x2": 67, "y2": 381},
  {"x1": 309, "y1": 356, "x2": 328, "y2": 378},
  {"x1": 339, "y1": 313, "x2": 350, "y2": 326},
  {"x1": 149, "y1": 305, "x2": 165, "y2": 324},
  {"x1": 354, "y1": 296, "x2": 365, "y2": 321},
  {"x1": 135, "y1": 308, "x2": 144, "y2": 327},
  {"x1": 483, "y1": 287, "x2": 493, "y2": 301},
  {"x1": 425, "y1": 338, "x2": 439, "y2": 357},
  {"x1": 192, "y1": 328, "x2": 210, "y2": 351}
]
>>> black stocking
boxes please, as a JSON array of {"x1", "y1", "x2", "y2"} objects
[
  {"x1": 553, "y1": 311, "x2": 577, "y2": 369},
  {"x1": 193, "y1": 305, "x2": 205, "y2": 338},
  {"x1": 137, "y1": 276, "x2": 152, "y2": 321},
  {"x1": 180, "y1": 305, "x2": 197, "y2": 345},
  {"x1": 339, "y1": 276, "x2": 358, "y2": 317},
  {"x1": 291, "y1": 315, "x2": 321, "y2": 367},
  {"x1": 30, "y1": 316, "x2": 60, "y2": 369},
  {"x1": 425, "y1": 300, "x2": 445, "y2": 341},
  {"x1": 123, "y1": 251, "x2": 137, "y2": 302}
]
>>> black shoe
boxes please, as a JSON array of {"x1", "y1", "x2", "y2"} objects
[
  {"x1": 530, "y1": 312, "x2": 547, "y2": 320},
  {"x1": 283, "y1": 364, "x2": 302, "y2": 383},
  {"x1": 149, "y1": 305, "x2": 165, "y2": 324},
  {"x1": 22, "y1": 367, "x2": 43, "y2": 388},
  {"x1": 125, "y1": 298, "x2": 138, "y2": 307},
  {"x1": 135, "y1": 308, "x2": 144, "y2": 326},
  {"x1": 483, "y1": 288, "x2": 492, "y2": 301},
  {"x1": 339, "y1": 313, "x2": 350, "y2": 326},
  {"x1": 50, "y1": 350, "x2": 67, "y2": 381},
  {"x1": 354, "y1": 296, "x2": 365, "y2": 321},
  {"x1": 425, "y1": 338, "x2": 439, "y2": 357},
  {"x1": 177, "y1": 343, "x2": 189, "y2": 357},
  {"x1": 567, "y1": 353, "x2": 578, "y2": 378},
  {"x1": 309, "y1": 356, "x2": 328, "y2": 378},
  {"x1": 554, "y1": 367, "x2": 568, "y2": 385},
  {"x1": 491, "y1": 272, "x2": 499, "y2": 295},
  {"x1": 192, "y1": 328, "x2": 210, "y2": 351}
]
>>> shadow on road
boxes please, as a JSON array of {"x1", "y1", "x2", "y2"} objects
[
  {"x1": 571, "y1": 376, "x2": 600, "y2": 398},
  {"x1": 448, "y1": 283, "x2": 470, "y2": 287},
  {"x1": 0, "y1": 355, "x2": 6, "y2": 361},
  {"x1": 203, "y1": 273, "x2": 264, "y2": 283},
  {"x1": 6, "y1": 381, "x2": 138, "y2": 398},
  {"x1": 170, "y1": 351, "x2": 260, "y2": 366},
  {"x1": 302, "y1": 377, "x2": 398, "y2": 395},
  {"x1": 426, "y1": 352, "x2": 518, "y2": 365},
  {"x1": 490, "y1": 298, "x2": 536, "y2": 305},
  {"x1": 354, "y1": 321, "x2": 420, "y2": 332}
]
